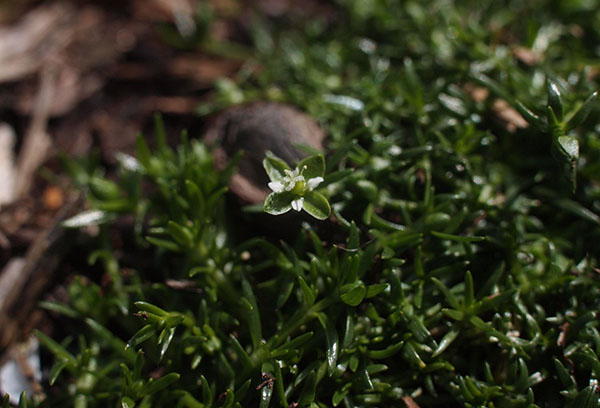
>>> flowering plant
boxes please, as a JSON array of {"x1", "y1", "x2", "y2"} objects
[{"x1": 262, "y1": 152, "x2": 331, "y2": 220}]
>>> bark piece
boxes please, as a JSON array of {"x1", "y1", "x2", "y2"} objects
[{"x1": 203, "y1": 102, "x2": 325, "y2": 204}]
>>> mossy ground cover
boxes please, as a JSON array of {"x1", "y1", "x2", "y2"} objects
[{"x1": 7, "y1": 0, "x2": 600, "y2": 407}]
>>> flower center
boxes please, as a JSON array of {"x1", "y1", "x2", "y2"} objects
[{"x1": 291, "y1": 179, "x2": 306, "y2": 195}]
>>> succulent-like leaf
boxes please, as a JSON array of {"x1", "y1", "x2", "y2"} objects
[
  {"x1": 566, "y1": 91, "x2": 598, "y2": 131},
  {"x1": 297, "y1": 154, "x2": 325, "y2": 180},
  {"x1": 264, "y1": 191, "x2": 294, "y2": 215},
  {"x1": 302, "y1": 191, "x2": 331, "y2": 220},
  {"x1": 547, "y1": 80, "x2": 564, "y2": 120},
  {"x1": 340, "y1": 281, "x2": 367, "y2": 306},
  {"x1": 556, "y1": 135, "x2": 579, "y2": 161},
  {"x1": 263, "y1": 154, "x2": 291, "y2": 182}
]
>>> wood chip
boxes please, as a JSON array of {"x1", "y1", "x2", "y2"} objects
[
  {"x1": 492, "y1": 98, "x2": 529, "y2": 132},
  {"x1": 402, "y1": 395, "x2": 421, "y2": 408},
  {"x1": 0, "y1": 123, "x2": 16, "y2": 206},
  {"x1": 512, "y1": 46, "x2": 543, "y2": 66}
]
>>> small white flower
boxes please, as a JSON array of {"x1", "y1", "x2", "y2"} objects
[
  {"x1": 307, "y1": 177, "x2": 324, "y2": 191},
  {"x1": 269, "y1": 166, "x2": 309, "y2": 193},
  {"x1": 291, "y1": 197, "x2": 304, "y2": 211},
  {"x1": 268, "y1": 181, "x2": 285, "y2": 193}
]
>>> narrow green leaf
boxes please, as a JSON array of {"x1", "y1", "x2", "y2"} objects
[
  {"x1": 34, "y1": 330, "x2": 77, "y2": 366},
  {"x1": 121, "y1": 363, "x2": 133, "y2": 386},
  {"x1": 424, "y1": 212, "x2": 451, "y2": 231},
  {"x1": 375, "y1": 230, "x2": 422, "y2": 250},
  {"x1": 185, "y1": 179, "x2": 205, "y2": 218},
  {"x1": 133, "y1": 350, "x2": 144, "y2": 380},
  {"x1": 316, "y1": 313, "x2": 339, "y2": 375},
  {"x1": 303, "y1": 191, "x2": 331, "y2": 220},
  {"x1": 475, "y1": 289, "x2": 518, "y2": 315},
  {"x1": 134, "y1": 302, "x2": 169, "y2": 317},
  {"x1": 368, "y1": 341, "x2": 404, "y2": 359},
  {"x1": 349, "y1": 355, "x2": 359, "y2": 372},
  {"x1": 48, "y1": 360, "x2": 68, "y2": 386},
  {"x1": 272, "y1": 332, "x2": 313, "y2": 355},
  {"x1": 567, "y1": 311, "x2": 598, "y2": 342},
  {"x1": 85, "y1": 318, "x2": 136, "y2": 364},
  {"x1": 431, "y1": 278, "x2": 459, "y2": 309},
  {"x1": 235, "y1": 379, "x2": 251, "y2": 403},
  {"x1": 476, "y1": 262, "x2": 505, "y2": 298},
  {"x1": 153, "y1": 113, "x2": 169, "y2": 155},
  {"x1": 332, "y1": 386, "x2": 350, "y2": 407},
  {"x1": 342, "y1": 315, "x2": 355, "y2": 349},
  {"x1": 297, "y1": 276, "x2": 315, "y2": 306},
  {"x1": 121, "y1": 396, "x2": 136, "y2": 408},
  {"x1": 406, "y1": 315, "x2": 434, "y2": 347},
  {"x1": 566, "y1": 91, "x2": 598, "y2": 131},
  {"x1": 89, "y1": 177, "x2": 121, "y2": 200},
  {"x1": 126, "y1": 324, "x2": 155, "y2": 349},
  {"x1": 201, "y1": 375, "x2": 213, "y2": 408},
  {"x1": 552, "y1": 197, "x2": 600, "y2": 224},
  {"x1": 432, "y1": 329, "x2": 459, "y2": 357},
  {"x1": 145, "y1": 236, "x2": 181, "y2": 252},
  {"x1": 321, "y1": 169, "x2": 352, "y2": 187},
  {"x1": 464, "y1": 271, "x2": 474, "y2": 308},
  {"x1": 364, "y1": 204, "x2": 406, "y2": 231},
  {"x1": 347, "y1": 221, "x2": 359, "y2": 250},
  {"x1": 298, "y1": 370, "x2": 317, "y2": 407},
  {"x1": 167, "y1": 221, "x2": 194, "y2": 247},
  {"x1": 553, "y1": 358, "x2": 574, "y2": 388},
  {"x1": 207, "y1": 186, "x2": 229, "y2": 209},
  {"x1": 229, "y1": 334, "x2": 253, "y2": 370},
  {"x1": 547, "y1": 80, "x2": 564, "y2": 120},
  {"x1": 515, "y1": 358, "x2": 530, "y2": 392},
  {"x1": 142, "y1": 373, "x2": 180, "y2": 395},
  {"x1": 356, "y1": 366, "x2": 374, "y2": 390},
  {"x1": 39, "y1": 300, "x2": 79, "y2": 319},
  {"x1": 135, "y1": 133, "x2": 152, "y2": 169},
  {"x1": 463, "y1": 376, "x2": 483, "y2": 398},
  {"x1": 259, "y1": 379, "x2": 273, "y2": 408},
  {"x1": 442, "y1": 308, "x2": 464, "y2": 321},
  {"x1": 220, "y1": 389, "x2": 235, "y2": 408},
  {"x1": 402, "y1": 341, "x2": 427, "y2": 369},
  {"x1": 365, "y1": 283, "x2": 389, "y2": 298},
  {"x1": 272, "y1": 361, "x2": 288, "y2": 407},
  {"x1": 573, "y1": 385, "x2": 598, "y2": 408},
  {"x1": 241, "y1": 278, "x2": 262, "y2": 350},
  {"x1": 17, "y1": 392, "x2": 32, "y2": 408},
  {"x1": 159, "y1": 327, "x2": 176, "y2": 360},
  {"x1": 163, "y1": 314, "x2": 185, "y2": 329}
]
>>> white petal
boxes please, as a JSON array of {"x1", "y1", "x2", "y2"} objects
[
  {"x1": 307, "y1": 177, "x2": 324, "y2": 190},
  {"x1": 291, "y1": 197, "x2": 304, "y2": 211},
  {"x1": 268, "y1": 181, "x2": 284, "y2": 193}
]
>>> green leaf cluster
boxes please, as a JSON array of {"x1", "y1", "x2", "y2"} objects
[{"x1": 22, "y1": 1, "x2": 600, "y2": 407}]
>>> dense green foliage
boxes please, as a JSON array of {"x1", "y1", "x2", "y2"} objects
[{"x1": 10, "y1": 0, "x2": 600, "y2": 407}]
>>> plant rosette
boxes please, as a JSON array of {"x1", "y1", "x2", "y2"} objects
[{"x1": 263, "y1": 153, "x2": 331, "y2": 220}]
